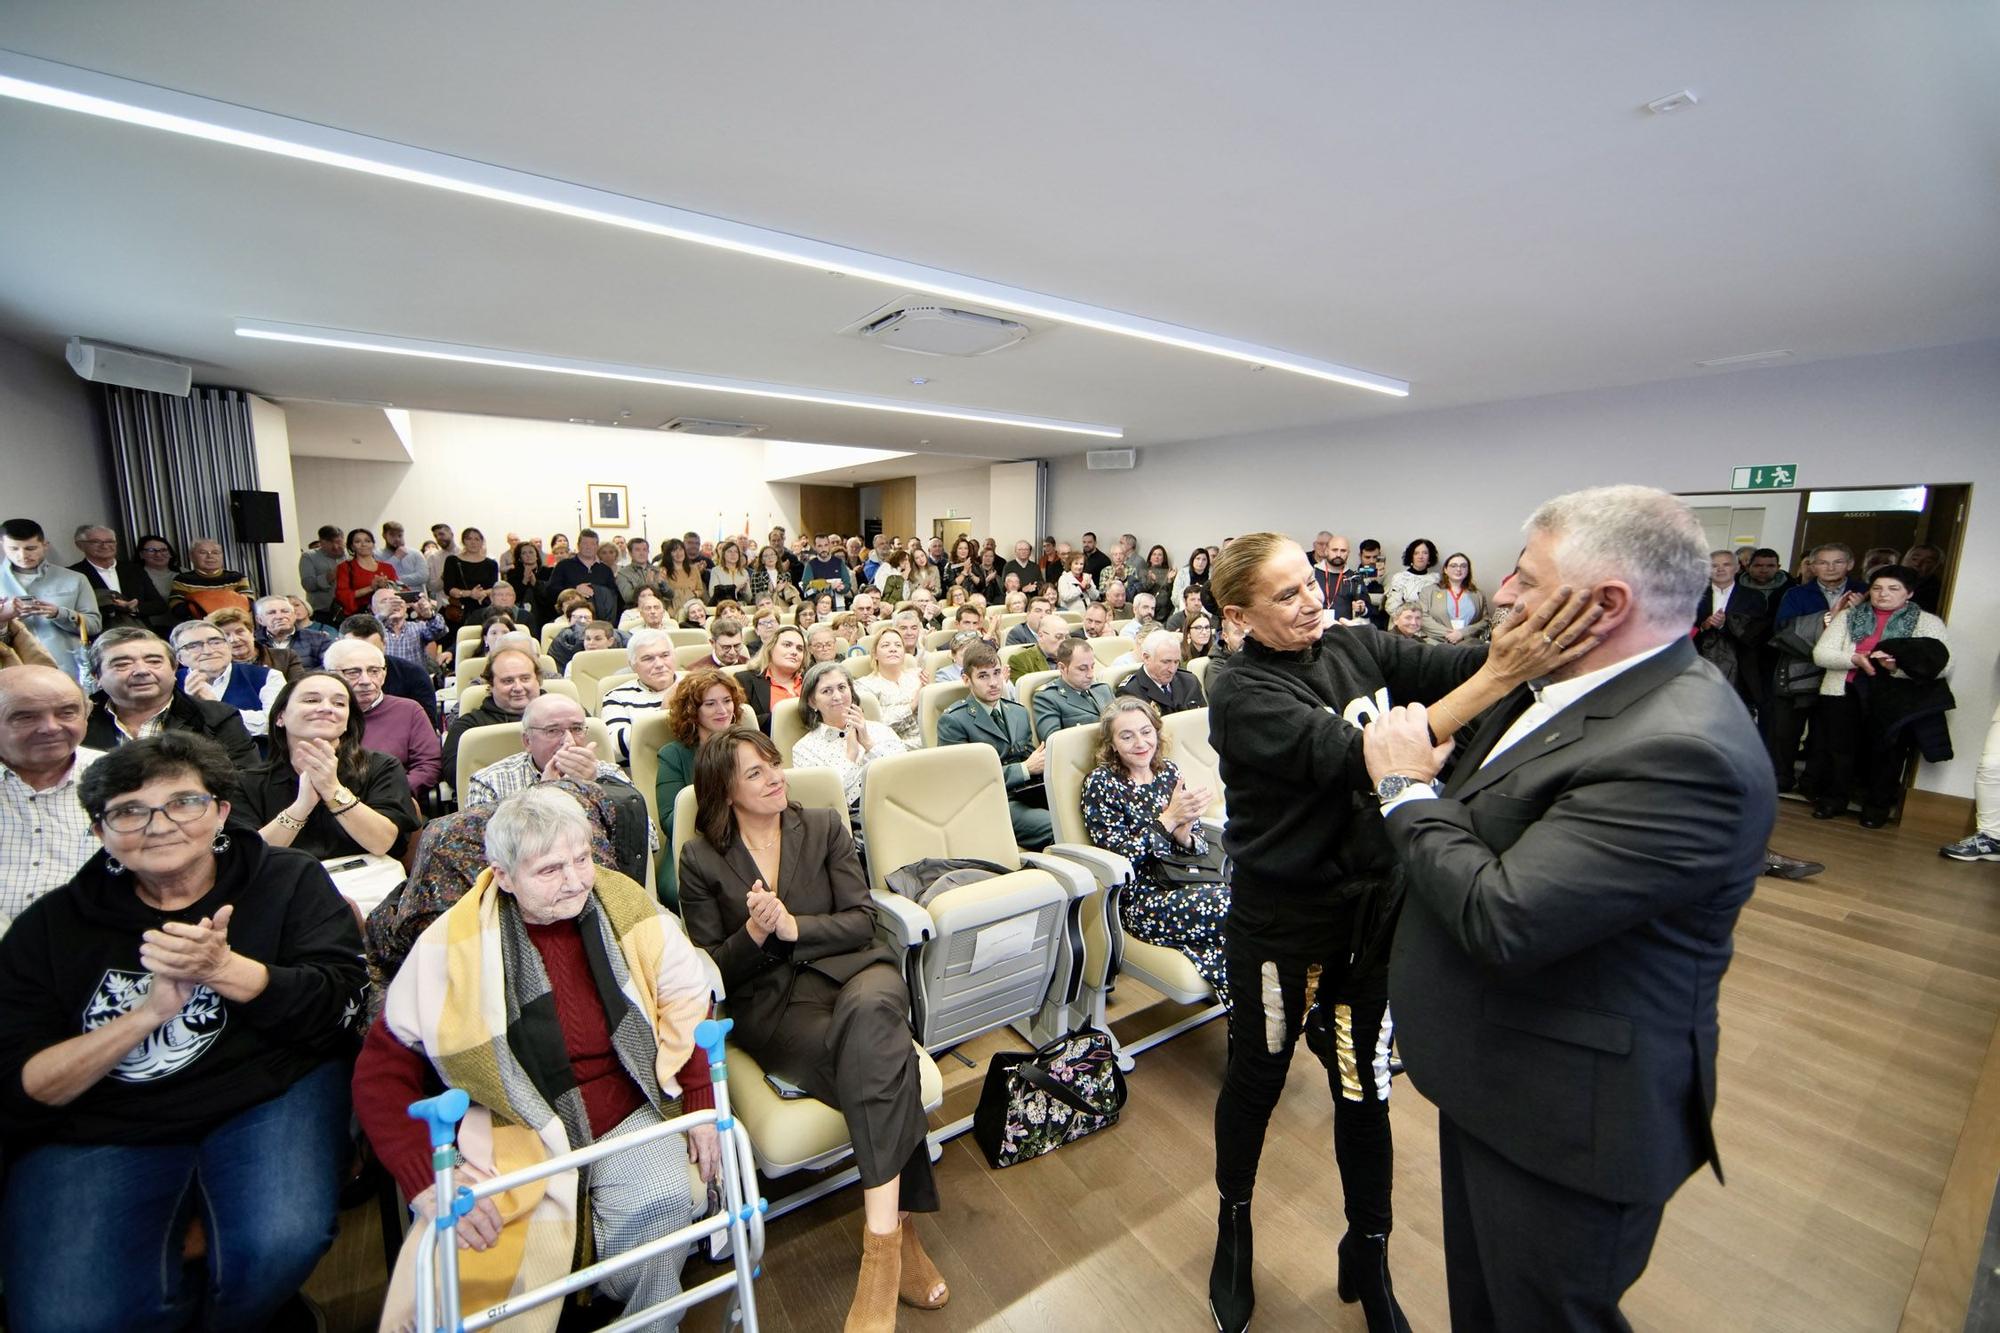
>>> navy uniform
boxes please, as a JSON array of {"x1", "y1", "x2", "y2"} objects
[{"x1": 935, "y1": 695, "x2": 1053, "y2": 848}]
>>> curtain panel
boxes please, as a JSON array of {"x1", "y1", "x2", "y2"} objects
[{"x1": 101, "y1": 384, "x2": 269, "y2": 593}]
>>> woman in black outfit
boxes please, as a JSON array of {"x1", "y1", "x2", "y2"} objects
[
  {"x1": 439, "y1": 526, "x2": 500, "y2": 627},
  {"x1": 504, "y1": 540, "x2": 554, "y2": 633},
  {"x1": 1202, "y1": 533, "x2": 1595, "y2": 1333},
  {"x1": 230, "y1": 672, "x2": 422, "y2": 862}
]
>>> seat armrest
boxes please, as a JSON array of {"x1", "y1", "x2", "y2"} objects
[
  {"x1": 1200, "y1": 815, "x2": 1226, "y2": 840},
  {"x1": 924, "y1": 868, "x2": 1069, "y2": 936},
  {"x1": 1019, "y1": 851, "x2": 1099, "y2": 900},
  {"x1": 1037, "y1": 843, "x2": 1131, "y2": 891},
  {"x1": 869, "y1": 890, "x2": 934, "y2": 947}
]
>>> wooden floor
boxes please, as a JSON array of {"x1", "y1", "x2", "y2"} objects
[{"x1": 309, "y1": 798, "x2": 2000, "y2": 1331}]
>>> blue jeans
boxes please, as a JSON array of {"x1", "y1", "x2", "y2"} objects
[{"x1": 1, "y1": 1059, "x2": 350, "y2": 1333}]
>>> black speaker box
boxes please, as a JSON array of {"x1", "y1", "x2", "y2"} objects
[{"x1": 230, "y1": 490, "x2": 285, "y2": 545}]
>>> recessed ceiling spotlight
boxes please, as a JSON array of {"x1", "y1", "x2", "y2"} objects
[
  {"x1": 1645, "y1": 89, "x2": 1699, "y2": 115},
  {"x1": 238, "y1": 320, "x2": 1124, "y2": 437},
  {"x1": 1694, "y1": 349, "x2": 1793, "y2": 368},
  {"x1": 0, "y1": 50, "x2": 1407, "y2": 398},
  {"x1": 909, "y1": 377, "x2": 929, "y2": 386}
]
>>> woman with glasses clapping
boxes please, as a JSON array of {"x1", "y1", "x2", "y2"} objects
[{"x1": 0, "y1": 732, "x2": 365, "y2": 1332}]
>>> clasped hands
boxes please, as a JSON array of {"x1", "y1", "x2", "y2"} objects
[
  {"x1": 538, "y1": 742, "x2": 602, "y2": 784},
  {"x1": 138, "y1": 904, "x2": 236, "y2": 1021},
  {"x1": 744, "y1": 879, "x2": 798, "y2": 945},
  {"x1": 288, "y1": 736, "x2": 345, "y2": 803}
]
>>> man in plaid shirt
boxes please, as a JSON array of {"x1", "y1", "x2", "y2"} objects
[{"x1": 368, "y1": 586, "x2": 447, "y2": 669}]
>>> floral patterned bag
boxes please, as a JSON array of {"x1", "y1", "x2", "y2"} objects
[{"x1": 972, "y1": 1028, "x2": 1128, "y2": 1168}]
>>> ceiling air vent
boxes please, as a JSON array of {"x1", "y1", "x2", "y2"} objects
[
  {"x1": 657, "y1": 416, "x2": 767, "y2": 437},
  {"x1": 1086, "y1": 449, "x2": 1137, "y2": 471},
  {"x1": 847, "y1": 300, "x2": 1030, "y2": 357}
]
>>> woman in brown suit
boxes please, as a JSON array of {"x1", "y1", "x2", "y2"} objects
[{"x1": 678, "y1": 727, "x2": 948, "y2": 1331}]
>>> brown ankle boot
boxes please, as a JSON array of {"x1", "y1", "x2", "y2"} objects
[
  {"x1": 899, "y1": 1222, "x2": 950, "y2": 1309},
  {"x1": 845, "y1": 1223, "x2": 902, "y2": 1332}
]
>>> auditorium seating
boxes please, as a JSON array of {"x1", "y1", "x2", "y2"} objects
[
  {"x1": 452, "y1": 714, "x2": 616, "y2": 797},
  {"x1": 767, "y1": 692, "x2": 884, "y2": 767},
  {"x1": 454, "y1": 677, "x2": 580, "y2": 716}
]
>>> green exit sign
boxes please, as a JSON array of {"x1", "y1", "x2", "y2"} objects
[{"x1": 1731, "y1": 464, "x2": 1798, "y2": 491}]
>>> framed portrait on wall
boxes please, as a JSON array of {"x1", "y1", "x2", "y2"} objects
[{"x1": 586, "y1": 483, "x2": 630, "y2": 529}]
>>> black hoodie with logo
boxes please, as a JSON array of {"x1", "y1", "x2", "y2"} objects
[
  {"x1": 0, "y1": 833, "x2": 365, "y2": 1148},
  {"x1": 1207, "y1": 628, "x2": 1486, "y2": 909}
]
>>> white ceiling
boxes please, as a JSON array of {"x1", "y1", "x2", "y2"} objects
[{"x1": 2, "y1": 2, "x2": 1996, "y2": 468}]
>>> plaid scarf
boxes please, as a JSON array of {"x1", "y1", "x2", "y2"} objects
[{"x1": 379, "y1": 863, "x2": 712, "y2": 1333}]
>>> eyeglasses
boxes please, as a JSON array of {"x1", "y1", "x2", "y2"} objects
[
  {"x1": 139, "y1": 546, "x2": 169, "y2": 555},
  {"x1": 98, "y1": 793, "x2": 217, "y2": 833},
  {"x1": 527, "y1": 721, "x2": 591, "y2": 740},
  {"x1": 333, "y1": 665, "x2": 387, "y2": 680},
  {"x1": 178, "y1": 636, "x2": 228, "y2": 652}
]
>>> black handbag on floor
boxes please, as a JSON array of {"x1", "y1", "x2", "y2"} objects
[
  {"x1": 973, "y1": 1028, "x2": 1127, "y2": 1168},
  {"x1": 1150, "y1": 842, "x2": 1227, "y2": 888}
]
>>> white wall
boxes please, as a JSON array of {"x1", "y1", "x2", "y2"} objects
[
  {"x1": 248, "y1": 395, "x2": 304, "y2": 596},
  {"x1": 0, "y1": 335, "x2": 114, "y2": 560},
  {"x1": 912, "y1": 466, "x2": 992, "y2": 539},
  {"x1": 989, "y1": 461, "x2": 1041, "y2": 550},
  {"x1": 1047, "y1": 340, "x2": 2000, "y2": 797},
  {"x1": 288, "y1": 410, "x2": 801, "y2": 552}
]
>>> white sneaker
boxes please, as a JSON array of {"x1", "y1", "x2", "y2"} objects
[{"x1": 1940, "y1": 833, "x2": 2000, "y2": 863}]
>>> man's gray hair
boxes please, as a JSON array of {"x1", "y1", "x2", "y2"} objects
[
  {"x1": 1140, "y1": 629, "x2": 1180, "y2": 659},
  {"x1": 321, "y1": 637, "x2": 383, "y2": 670},
  {"x1": 797, "y1": 659, "x2": 853, "y2": 729},
  {"x1": 1524, "y1": 485, "x2": 1709, "y2": 629},
  {"x1": 168, "y1": 620, "x2": 218, "y2": 652},
  {"x1": 486, "y1": 785, "x2": 592, "y2": 876},
  {"x1": 1809, "y1": 542, "x2": 1854, "y2": 561},
  {"x1": 88, "y1": 626, "x2": 168, "y2": 678},
  {"x1": 625, "y1": 627, "x2": 674, "y2": 665},
  {"x1": 254, "y1": 594, "x2": 292, "y2": 614},
  {"x1": 74, "y1": 524, "x2": 113, "y2": 544}
]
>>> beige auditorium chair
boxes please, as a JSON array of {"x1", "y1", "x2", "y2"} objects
[
  {"x1": 672, "y1": 643, "x2": 719, "y2": 670},
  {"x1": 454, "y1": 625, "x2": 485, "y2": 661},
  {"x1": 1087, "y1": 635, "x2": 1129, "y2": 669},
  {"x1": 454, "y1": 653, "x2": 560, "y2": 702},
  {"x1": 844, "y1": 654, "x2": 876, "y2": 681},
  {"x1": 917, "y1": 681, "x2": 970, "y2": 749},
  {"x1": 993, "y1": 611, "x2": 1031, "y2": 640},
  {"x1": 667, "y1": 628, "x2": 711, "y2": 648},
  {"x1": 671, "y1": 770, "x2": 943, "y2": 1218},
  {"x1": 452, "y1": 714, "x2": 615, "y2": 801},
  {"x1": 1109, "y1": 619, "x2": 1134, "y2": 637},
  {"x1": 768, "y1": 693, "x2": 882, "y2": 768},
  {"x1": 628, "y1": 705, "x2": 757, "y2": 834},
  {"x1": 1104, "y1": 662, "x2": 1142, "y2": 692},
  {"x1": 564, "y1": 647, "x2": 632, "y2": 714},
  {"x1": 1043, "y1": 721, "x2": 1224, "y2": 1063},
  {"x1": 1160, "y1": 707, "x2": 1226, "y2": 821},
  {"x1": 860, "y1": 745, "x2": 1099, "y2": 1051},
  {"x1": 455, "y1": 677, "x2": 580, "y2": 718},
  {"x1": 1014, "y1": 669, "x2": 1059, "y2": 721},
  {"x1": 539, "y1": 621, "x2": 563, "y2": 651},
  {"x1": 1187, "y1": 655, "x2": 1213, "y2": 690},
  {"x1": 922, "y1": 628, "x2": 957, "y2": 652},
  {"x1": 922, "y1": 649, "x2": 954, "y2": 678},
  {"x1": 1053, "y1": 609, "x2": 1084, "y2": 626},
  {"x1": 597, "y1": 669, "x2": 636, "y2": 699}
]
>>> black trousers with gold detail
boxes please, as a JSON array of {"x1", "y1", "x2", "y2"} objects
[{"x1": 1212, "y1": 892, "x2": 1394, "y2": 1235}]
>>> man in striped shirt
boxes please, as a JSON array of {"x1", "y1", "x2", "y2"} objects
[
  {"x1": 368, "y1": 586, "x2": 447, "y2": 669},
  {"x1": 0, "y1": 665, "x2": 102, "y2": 932},
  {"x1": 599, "y1": 629, "x2": 679, "y2": 763}
]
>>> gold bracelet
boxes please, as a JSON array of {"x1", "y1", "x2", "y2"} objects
[{"x1": 275, "y1": 811, "x2": 307, "y2": 832}]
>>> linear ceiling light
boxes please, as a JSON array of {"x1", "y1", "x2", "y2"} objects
[
  {"x1": 234, "y1": 321, "x2": 1124, "y2": 438},
  {"x1": 0, "y1": 48, "x2": 1408, "y2": 398}
]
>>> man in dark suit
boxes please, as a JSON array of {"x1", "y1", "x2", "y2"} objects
[
  {"x1": 69, "y1": 526, "x2": 169, "y2": 632},
  {"x1": 935, "y1": 643, "x2": 1052, "y2": 848},
  {"x1": 1117, "y1": 629, "x2": 1204, "y2": 715},
  {"x1": 1363, "y1": 486, "x2": 1773, "y2": 1331}
]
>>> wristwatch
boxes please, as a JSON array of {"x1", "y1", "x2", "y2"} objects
[
  {"x1": 327, "y1": 786, "x2": 359, "y2": 814},
  {"x1": 1375, "y1": 774, "x2": 1438, "y2": 804}
]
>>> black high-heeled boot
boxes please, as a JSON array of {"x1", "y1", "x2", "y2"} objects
[
  {"x1": 1336, "y1": 1231, "x2": 1411, "y2": 1333},
  {"x1": 1208, "y1": 1197, "x2": 1254, "y2": 1332}
]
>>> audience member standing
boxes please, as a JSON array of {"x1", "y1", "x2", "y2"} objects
[
  {"x1": 1383, "y1": 539, "x2": 1440, "y2": 618},
  {"x1": 1417, "y1": 553, "x2": 1490, "y2": 644},
  {"x1": 69, "y1": 526, "x2": 167, "y2": 633},
  {"x1": 332, "y1": 528, "x2": 398, "y2": 617},
  {"x1": 439, "y1": 527, "x2": 499, "y2": 626},
  {"x1": 550, "y1": 529, "x2": 620, "y2": 623},
  {"x1": 1767, "y1": 544, "x2": 1865, "y2": 793},
  {"x1": 134, "y1": 535, "x2": 180, "y2": 632},
  {"x1": 505, "y1": 539, "x2": 553, "y2": 632},
  {"x1": 1, "y1": 520, "x2": 99, "y2": 682},
  {"x1": 298, "y1": 526, "x2": 345, "y2": 625}
]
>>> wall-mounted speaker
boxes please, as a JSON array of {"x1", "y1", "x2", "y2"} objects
[{"x1": 230, "y1": 490, "x2": 285, "y2": 545}]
